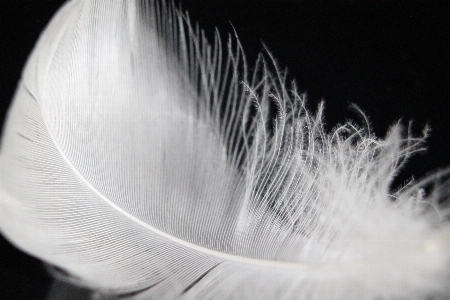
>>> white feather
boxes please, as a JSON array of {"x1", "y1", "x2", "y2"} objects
[{"x1": 1, "y1": 0, "x2": 449, "y2": 299}]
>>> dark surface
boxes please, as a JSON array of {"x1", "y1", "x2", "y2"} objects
[
  {"x1": 1, "y1": 0, "x2": 449, "y2": 299},
  {"x1": 0, "y1": 237, "x2": 52, "y2": 299}
]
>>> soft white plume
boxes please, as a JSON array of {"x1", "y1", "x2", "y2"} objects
[{"x1": 1, "y1": 0, "x2": 449, "y2": 299}]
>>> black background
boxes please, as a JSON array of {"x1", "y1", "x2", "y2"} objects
[{"x1": 1, "y1": 0, "x2": 449, "y2": 299}]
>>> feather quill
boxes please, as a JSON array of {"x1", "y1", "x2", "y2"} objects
[{"x1": 1, "y1": 0, "x2": 450, "y2": 299}]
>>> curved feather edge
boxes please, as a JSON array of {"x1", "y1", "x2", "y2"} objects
[{"x1": 0, "y1": 0, "x2": 450, "y2": 299}]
